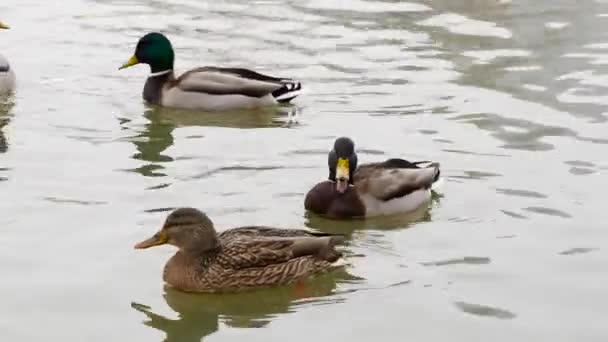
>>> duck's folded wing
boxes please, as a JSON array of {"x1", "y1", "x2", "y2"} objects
[
  {"x1": 220, "y1": 226, "x2": 336, "y2": 240},
  {"x1": 203, "y1": 66, "x2": 292, "y2": 83},
  {"x1": 220, "y1": 236, "x2": 344, "y2": 269},
  {"x1": 176, "y1": 68, "x2": 283, "y2": 97},
  {"x1": 357, "y1": 164, "x2": 439, "y2": 202}
]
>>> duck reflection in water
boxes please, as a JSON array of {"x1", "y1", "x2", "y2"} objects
[
  {"x1": 305, "y1": 195, "x2": 438, "y2": 239},
  {"x1": 132, "y1": 268, "x2": 360, "y2": 342},
  {"x1": 125, "y1": 105, "x2": 299, "y2": 177},
  {"x1": 0, "y1": 98, "x2": 14, "y2": 155}
]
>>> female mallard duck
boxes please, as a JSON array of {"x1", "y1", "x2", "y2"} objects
[
  {"x1": 119, "y1": 32, "x2": 302, "y2": 111},
  {"x1": 304, "y1": 137, "x2": 441, "y2": 219},
  {"x1": 0, "y1": 21, "x2": 16, "y2": 94},
  {"x1": 134, "y1": 207, "x2": 345, "y2": 293}
]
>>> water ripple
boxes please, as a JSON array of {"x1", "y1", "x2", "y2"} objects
[{"x1": 454, "y1": 301, "x2": 516, "y2": 319}]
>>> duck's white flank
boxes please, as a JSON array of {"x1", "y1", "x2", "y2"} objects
[{"x1": 360, "y1": 189, "x2": 432, "y2": 217}]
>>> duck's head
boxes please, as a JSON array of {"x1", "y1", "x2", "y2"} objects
[
  {"x1": 119, "y1": 32, "x2": 175, "y2": 73},
  {"x1": 134, "y1": 207, "x2": 219, "y2": 252},
  {"x1": 0, "y1": 21, "x2": 9, "y2": 30},
  {"x1": 328, "y1": 137, "x2": 358, "y2": 193}
]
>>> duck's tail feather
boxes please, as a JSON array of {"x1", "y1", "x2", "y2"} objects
[
  {"x1": 381, "y1": 159, "x2": 441, "y2": 185},
  {"x1": 413, "y1": 161, "x2": 442, "y2": 190},
  {"x1": 272, "y1": 80, "x2": 302, "y2": 103}
]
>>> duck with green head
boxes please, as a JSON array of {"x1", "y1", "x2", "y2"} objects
[
  {"x1": 119, "y1": 32, "x2": 302, "y2": 111},
  {"x1": 304, "y1": 137, "x2": 442, "y2": 219},
  {"x1": 0, "y1": 21, "x2": 16, "y2": 94},
  {"x1": 134, "y1": 207, "x2": 345, "y2": 293}
]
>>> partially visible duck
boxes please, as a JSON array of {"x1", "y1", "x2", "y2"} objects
[
  {"x1": 119, "y1": 32, "x2": 301, "y2": 111},
  {"x1": 304, "y1": 137, "x2": 441, "y2": 219},
  {"x1": 134, "y1": 207, "x2": 345, "y2": 293},
  {"x1": 0, "y1": 21, "x2": 16, "y2": 94}
]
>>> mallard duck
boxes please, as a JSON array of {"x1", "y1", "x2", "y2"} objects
[
  {"x1": 119, "y1": 32, "x2": 302, "y2": 111},
  {"x1": 304, "y1": 137, "x2": 441, "y2": 219},
  {"x1": 0, "y1": 21, "x2": 16, "y2": 94},
  {"x1": 134, "y1": 207, "x2": 345, "y2": 293}
]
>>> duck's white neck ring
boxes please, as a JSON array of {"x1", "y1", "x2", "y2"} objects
[{"x1": 149, "y1": 69, "x2": 172, "y2": 77}]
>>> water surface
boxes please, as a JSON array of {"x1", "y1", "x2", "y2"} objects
[{"x1": 1, "y1": 0, "x2": 607, "y2": 341}]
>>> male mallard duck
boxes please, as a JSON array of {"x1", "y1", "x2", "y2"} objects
[
  {"x1": 119, "y1": 32, "x2": 302, "y2": 111},
  {"x1": 0, "y1": 21, "x2": 16, "y2": 94},
  {"x1": 304, "y1": 137, "x2": 441, "y2": 219},
  {"x1": 134, "y1": 207, "x2": 345, "y2": 293}
]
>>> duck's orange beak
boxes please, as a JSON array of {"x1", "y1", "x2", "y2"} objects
[{"x1": 134, "y1": 230, "x2": 168, "y2": 249}]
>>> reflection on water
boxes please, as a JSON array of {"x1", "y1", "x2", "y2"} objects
[
  {"x1": 421, "y1": 256, "x2": 491, "y2": 267},
  {"x1": 0, "y1": 97, "x2": 14, "y2": 155},
  {"x1": 0, "y1": 98, "x2": 12, "y2": 183},
  {"x1": 132, "y1": 269, "x2": 360, "y2": 342},
  {"x1": 142, "y1": 106, "x2": 299, "y2": 130},
  {"x1": 124, "y1": 105, "x2": 299, "y2": 177},
  {"x1": 454, "y1": 301, "x2": 516, "y2": 320},
  {"x1": 305, "y1": 201, "x2": 434, "y2": 237},
  {"x1": 125, "y1": 108, "x2": 175, "y2": 177},
  {"x1": 3, "y1": 0, "x2": 608, "y2": 340},
  {"x1": 450, "y1": 112, "x2": 577, "y2": 151}
]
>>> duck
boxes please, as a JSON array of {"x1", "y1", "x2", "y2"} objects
[
  {"x1": 0, "y1": 21, "x2": 16, "y2": 94},
  {"x1": 134, "y1": 207, "x2": 345, "y2": 293},
  {"x1": 304, "y1": 137, "x2": 441, "y2": 219},
  {"x1": 119, "y1": 32, "x2": 302, "y2": 111}
]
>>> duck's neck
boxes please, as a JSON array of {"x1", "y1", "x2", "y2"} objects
[{"x1": 143, "y1": 70, "x2": 174, "y2": 105}]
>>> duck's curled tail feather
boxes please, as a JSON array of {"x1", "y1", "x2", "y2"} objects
[{"x1": 272, "y1": 80, "x2": 302, "y2": 103}]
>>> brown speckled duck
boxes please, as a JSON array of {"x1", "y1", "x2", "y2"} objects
[
  {"x1": 119, "y1": 32, "x2": 302, "y2": 111},
  {"x1": 134, "y1": 207, "x2": 345, "y2": 293},
  {"x1": 305, "y1": 137, "x2": 442, "y2": 219}
]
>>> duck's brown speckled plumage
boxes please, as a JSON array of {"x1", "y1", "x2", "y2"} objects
[{"x1": 136, "y1": 208, "x2": 345, "y2": 293}]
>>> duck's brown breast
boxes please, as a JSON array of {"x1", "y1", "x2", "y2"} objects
[
  {"x1": 304, "y1": 180, "x2": 365, "y2": 219},
  {"x1": 163, "y1": 252, "x2": 214, "y2": 292},
  {"x1": 143, "y1": 73, "x2": 172, "y2": 105}
]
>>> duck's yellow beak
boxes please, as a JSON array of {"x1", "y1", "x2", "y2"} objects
[
  {"x1": 335, "y1": 158, "x2": 350, "y2": 193},
  {"x1": 119, "y1": 55, "x2": 139, "y2": 70},
  {"x1": 134, "y1": 230, "x2": 168, "y2": 249},
  {"x1": 0, "y1": 22, "x2": 10, "y2": 30},
  {"x1": 336, "y1": 158, "x2": 350, "y2": 181}
]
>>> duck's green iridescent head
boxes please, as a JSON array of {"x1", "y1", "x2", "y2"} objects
[
  {"x1": 119, "y1": 32, "x2": 175, "y2": 73},
  {"x1": 0, "y1": 21, "x2": 10, "y2": 30}
]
